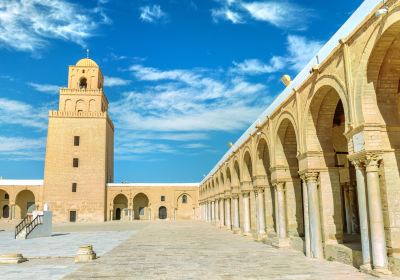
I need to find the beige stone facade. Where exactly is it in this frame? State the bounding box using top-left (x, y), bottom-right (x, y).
top-left (0, 58), bottom-right (199, 224)
top-left (199, 0), bottom-right (400, 276)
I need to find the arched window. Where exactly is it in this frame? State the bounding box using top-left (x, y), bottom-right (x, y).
top-left (4, 193), bottom-right (9, 199)
top-left (182, 195), bottom-right (187, 204)
top-left (79, 77), bottom-right (87, 89)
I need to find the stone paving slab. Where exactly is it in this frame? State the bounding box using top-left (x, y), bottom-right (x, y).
top-left (0, 230), bottom-right (134, 258)
top-left (0, 222), bottom-right (141, 280)
top-left (64, 221), bottom-right (392, 280)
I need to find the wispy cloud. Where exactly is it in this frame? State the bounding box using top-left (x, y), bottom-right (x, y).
top-left (0, 136), bottom-right (45, 161)
top-left (184, 143), bottom-right (208, 149)
top-left (111, 64), bottom-right (269, 134)
top-left (139, 5), bottom-right (167, 23)
top-left (211, 0), bottom-right (313, 30)
top-left (283, 35), bottom-right (323, 71)
top-left (231, 57), bottom-right (284, 75)
top-left (231, 35), bottom-right (323, 75)
top-left (212, 7), bottom-right (244, 24)
top-left (0, 98), bottom-right (48, 130)
top-left (28, 82), bottom-right (60, 94)
top-left (0, 0), bottom-right (110, 52)
top-left (104, 76), bottom-right (131, 87)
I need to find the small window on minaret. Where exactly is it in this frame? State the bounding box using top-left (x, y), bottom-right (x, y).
top-left (79, 77), bottom-right (87, 89)
top-left (73, 158), bottom-right (79, 167)
top-left (72, 183), bottom-right (77, 192)
top-left (74, 136), bottom-right (80, 146)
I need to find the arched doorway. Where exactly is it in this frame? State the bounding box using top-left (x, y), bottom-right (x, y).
top-left (159, 206), bottom-right (167, 219)
top-left (176, 193), bottom-right (193, 220)
top-left (306, 84), bottom-right (360, 259)
top-left (115, 208), bottom-right (121, 220)
top-left (133, 193), bottom-right (149, 220)
top-left (113, 194), bottom-right (128, 221)
top-left (0, 189), bottom-right (10, 219)
top-left (242, 151), bottom-right (254, 234)
top-left (15, 190), bottom-right (35, 219)
top-left (307, 85), bottom-right (358, 243)
top-left (276, 118), bottom-right (304, 239)
top-left (255, 137), bottom-right (275, 235)
top-left (2, 205), bottom-right (9, 219)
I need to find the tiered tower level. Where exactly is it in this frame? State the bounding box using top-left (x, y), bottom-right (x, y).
top-left (43, 58), bottom-right (114, 223)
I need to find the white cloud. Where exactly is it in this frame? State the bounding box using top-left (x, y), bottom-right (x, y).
top-left (184, 143), bottom-right (208, 149)
top-left (28, 82), bottom-right (60, 94)
top-left (285, 35), bottom-right (323, 71)
top-left (231, 35), bottom-right (323, 75)
top-left (211, 0), bottom-right (312, 29)
top-left (111, 65), bottom-right (270, 134)
top-left (0, 0), bottom-right (109, 52)
top-left (0, 98), bottom-right (48, 130)
top-left (104, 76), bottom-right (131, 87)
top-left (0, 136), bottom-right (45, 161)
top-left (231, 57), bottom-right (284, 75)
top-left (212, 8), bottom-right (244, 24)
top-left (139, 5), bottom-right (167, 23)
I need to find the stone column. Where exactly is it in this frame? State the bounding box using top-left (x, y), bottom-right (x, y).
top-left (225, 197), bottom-right (231, 229)
top-left (365, 154), bottom-right (388, 271)
top-left (275, 182), bottom-right (287, 239)
top-left (174, 208), bottom-right (177, 220)
top-left (207, 202), bottom-right (211, 222)
top-left (255, 188), bottom-right (266, 237)
top-left (349, 184), bottom-right (359, 234)
top-left (353, 160), bottom-right (371, 268)
top-left (219, 198), bottom-right (225, 227)
top-left (232, 194), bottom-right (240, 233)
top-left (305, 172), bottom-right (323, 259)
top-left (211, 201), bottom-right (215, 223)
top-left (215, 199), bottom-right (219, 226)
top-left (242, 191), bottom-right (251, 235)
top-left (300, 176), bottom-right (311, 257)
top-left (343, 183), bottom-right (352, 234)
top-left (9, 204), bottom-right (14, 220)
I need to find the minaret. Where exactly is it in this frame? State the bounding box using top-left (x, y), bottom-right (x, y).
top-left (43, 57), bottom-right (114, 223)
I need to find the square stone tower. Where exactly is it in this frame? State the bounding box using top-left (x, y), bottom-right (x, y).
top-left (43, 58), bottom-right (114, 223)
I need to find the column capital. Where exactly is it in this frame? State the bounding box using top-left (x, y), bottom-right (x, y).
top-left (365, 153), bottom-right (382, 172)
top-left (231, 193), bottom-right (239, 199)
top-left (241, 190), bottom-right (250, 197)
top-left (254, 186), bottom-right (265, 195)
top-left (302, 171), bottom-right (319, 183)
top-left (273, 181), bottom-right (285, 191)
top-left (349, 151), bottom-right (382, 171)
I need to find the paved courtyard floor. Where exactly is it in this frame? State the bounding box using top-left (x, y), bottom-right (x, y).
top-left (0, 221), bottom-right (398, 279)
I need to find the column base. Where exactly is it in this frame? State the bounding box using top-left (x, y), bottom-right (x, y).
top-left (371, 267), bottom-right (392, 277)
top-left (359, 264), bottom-right (372, 274)
top-left (255, 232), bottom-right (267, 242)
top-left (232, 228), bottom-right (241, 234)
top-left (271, 237), bottom-right (291, 248)
top-left (242, 230), bottom-right (252, 237)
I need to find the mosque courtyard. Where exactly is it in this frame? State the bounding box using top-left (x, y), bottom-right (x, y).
top-left (0, 221), bottom-right (394, 280)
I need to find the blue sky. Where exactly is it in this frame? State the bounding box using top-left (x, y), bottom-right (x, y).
top-left (0, 0), bottom-right (362, 182)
